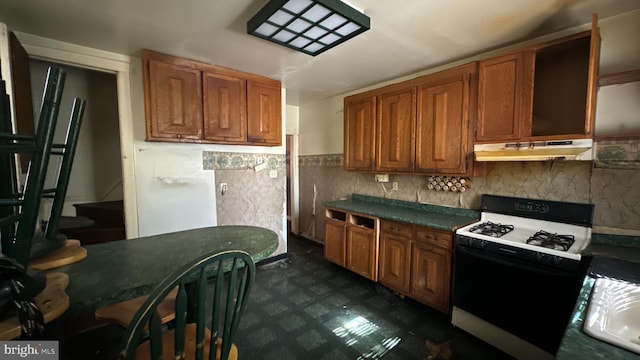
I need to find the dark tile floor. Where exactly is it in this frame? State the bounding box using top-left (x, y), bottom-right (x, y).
top-left (56, 235), bottom-right (513, 359)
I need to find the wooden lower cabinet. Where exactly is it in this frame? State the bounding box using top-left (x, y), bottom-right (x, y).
top-left (323, 208), bottom-right (453, 314)
top-left (378, 220), bottom-right (412, 293)
top-left (410, 233), bottom-right (452, 314)
top-left (346, 216), bottom-right (378, 281)
top-left (324, 212), bottom-right (347, 267)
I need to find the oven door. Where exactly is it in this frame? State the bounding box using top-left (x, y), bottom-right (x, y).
top-left (453, 243), bottom-right (585, 354)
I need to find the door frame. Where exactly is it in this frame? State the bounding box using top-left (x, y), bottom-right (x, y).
top-left (14, 31), bottom-right (139, 237)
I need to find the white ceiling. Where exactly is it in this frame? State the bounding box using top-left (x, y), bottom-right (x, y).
top-left (1, 0), bottom-right (639, 106)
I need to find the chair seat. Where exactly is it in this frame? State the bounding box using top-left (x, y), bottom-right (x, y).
top-left (95, 287), bottom-right (178, 328)
top-left (134, 324), bottom-right (238, 360)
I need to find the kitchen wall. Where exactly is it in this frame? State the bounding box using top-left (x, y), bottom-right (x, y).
top-left (203, 152), bottom-right (287, 255)
top-left (3, 30), bottom-right (290, 256)
top-left (296, 10), bottom-right (640, 244)
top-left (127, 58), bottom-right (288, 253)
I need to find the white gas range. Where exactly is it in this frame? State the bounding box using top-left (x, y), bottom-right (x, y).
top-left (455, 211), bottom-right (592, 261)
top-left (452, 195), bottom-right (594, 360)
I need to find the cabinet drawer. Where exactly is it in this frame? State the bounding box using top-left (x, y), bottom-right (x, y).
top-left (413, 227), bottom-right (452, 249)
top-left (325, 208), bottom-right (347, 222)
top-left (381, 220), bottom-right (412, 238)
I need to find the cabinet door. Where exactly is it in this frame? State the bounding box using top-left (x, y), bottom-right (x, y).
top-left (416, 64), bottom-right (475, 175)
top-left (145, 58), bottom-right (203, 141)
top-left (378, 231), bottom-right (411, 293)
top-left (476, 51), bottom-right (534, 142)
top-left (376, 86), bottom-right (415, 172)
top-left (203, 72), bottom-right (246, 143)
top-left (410, 241), bottom-right (451, 314)
top-left (247, 80), bottom-right (281, 145)
top-left (346, 224), bottom-right (378, 281)
top-left (325, 217), bottom-right (346, 266)
top-left (344, 94), bottom-right (376, 171)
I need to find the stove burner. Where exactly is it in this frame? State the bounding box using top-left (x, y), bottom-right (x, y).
top-left (468, 221), bottom-right (514, 238)
top-left (526, 231), bottom-right (575, 251)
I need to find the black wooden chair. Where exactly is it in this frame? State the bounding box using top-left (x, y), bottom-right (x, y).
top-left (0, 67), bottom-right (65, 265)
top-left (117, 250), bottom-right (255, 360)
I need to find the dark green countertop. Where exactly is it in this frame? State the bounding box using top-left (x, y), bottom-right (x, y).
top-left (323, 194), bottom-right (479, 231)
top-left (557, 233), bottom-right (640, 359)
top-left (51, 225), bottom-right (278, 316)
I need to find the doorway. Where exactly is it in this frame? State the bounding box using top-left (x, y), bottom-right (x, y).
top-left (286, 134), bottom-right (292, 236)
top-left (29, 59), bottom-right (126, 244)
top-left (13, 30), bottom-right (139, 238)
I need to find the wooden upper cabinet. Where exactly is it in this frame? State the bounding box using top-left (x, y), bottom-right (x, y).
top-left (247, 79), bottom-right (282, 145)
top-left (203, 71), bottom-right (246, 143)
top-left (344, 94), bottom-right (376, 171)
top-left (142, 49), bottom-right (281, 146)
top-left (416, 63), bottom-right (477, 175)
top-left (145, 58), bottom-right (203, 141)
top-left (375, 85), bottom-right (416, 172)
top-left (531, 30), bottom-right (599, 139)
top-left (476, 51), bottom-right (533, 142)
top-left (477, 19), bottom-right (600, 143)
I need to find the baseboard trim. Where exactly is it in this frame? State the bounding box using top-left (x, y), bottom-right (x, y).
top-left (256, 253), bottom-right (288, 267)
top-left (289, 233), bottom-right (323, 247)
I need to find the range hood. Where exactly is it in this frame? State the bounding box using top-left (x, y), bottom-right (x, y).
top-left (474, 139), bottom-right (593, 162)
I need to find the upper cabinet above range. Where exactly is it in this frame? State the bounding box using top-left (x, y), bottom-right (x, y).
top-left (142, 49), bottom-right (282, 146)
top-left (476, 17), bottom-right (600, 143)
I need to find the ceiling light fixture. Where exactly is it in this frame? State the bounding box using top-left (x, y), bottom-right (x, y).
top-left (247, 0), bottom-right (370, 56)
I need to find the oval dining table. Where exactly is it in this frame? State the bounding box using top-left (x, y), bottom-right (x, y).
top-left (49, 225), bottom-right (279, 317)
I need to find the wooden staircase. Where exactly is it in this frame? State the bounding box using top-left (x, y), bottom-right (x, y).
top-left (58, 200), bottom-right (125, 245)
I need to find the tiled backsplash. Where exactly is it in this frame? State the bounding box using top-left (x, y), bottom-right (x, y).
top-left (202, 151), bottom-right (287, 255)
top-left (203, 151), bottom-right (286, 170)
top-left (594, 139), bottom-right (640, 169)
top-left (298, 154), bottom-right (640, 243)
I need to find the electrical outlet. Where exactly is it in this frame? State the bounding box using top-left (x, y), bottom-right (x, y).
top-left (269, 170), bottom-right (277, 178)
top-left (392, 182), bottom-right (398, 191)
top-left (220, 183), bottom-right (228, 195)
top-left (375, 174), bottom-right (389, 183)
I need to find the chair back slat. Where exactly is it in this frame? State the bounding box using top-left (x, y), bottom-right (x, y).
top-left (148, 313), bottom-right (163, 359)
top-left (230, 261), bottom-right (249, 339)
top-left (174, 284), bottom-right (187, 357)
top-left (118, 250), bottom-right (255, 360)
top-left (220, 258), bottom-right (239, 360)
top-left (195, 267), bottom-right (208, 360)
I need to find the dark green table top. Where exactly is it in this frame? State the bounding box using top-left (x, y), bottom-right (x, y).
top-left (50, 225), bottom-right (278, 316)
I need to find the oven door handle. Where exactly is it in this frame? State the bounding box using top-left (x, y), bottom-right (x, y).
top-left (455, 245), bottom-right (577, 277)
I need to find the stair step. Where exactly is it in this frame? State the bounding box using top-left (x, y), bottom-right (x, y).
top-left (58, 223), bottom-right (125, 246)
top-left (73, 200), bottom-right (124, 226)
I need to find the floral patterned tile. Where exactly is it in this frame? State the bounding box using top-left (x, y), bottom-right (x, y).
top-left (202, 151), bottom-right (285, 170)
top-left (299, 154), bottom-right (343, 167)
top-left (594, 139), bottom-right (640, 169)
